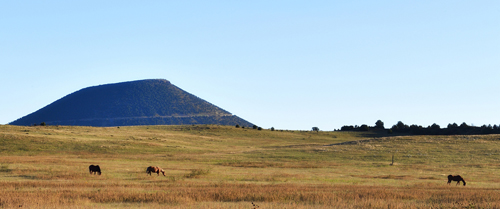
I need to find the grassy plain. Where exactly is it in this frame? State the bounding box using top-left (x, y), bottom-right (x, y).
top-left (1, 124), bottom-right (500, 208)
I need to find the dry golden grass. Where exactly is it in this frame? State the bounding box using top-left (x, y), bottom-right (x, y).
top-left (1, 125), bottom-right (500, 208)
top-left (2, 181), bottom-right (500, 208)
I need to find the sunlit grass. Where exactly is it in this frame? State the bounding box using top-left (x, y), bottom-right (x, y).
top-left (1, 124), bottom-right (500, 208)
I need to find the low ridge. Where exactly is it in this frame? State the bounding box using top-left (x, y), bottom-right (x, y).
top-left (10, 79), bottom-right (254, 127)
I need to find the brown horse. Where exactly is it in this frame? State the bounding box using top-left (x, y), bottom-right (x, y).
top-left (146, 166), bottom-right (165, 176)
top-left (447, 175), bottom-right (466, 186)
top-left (89, 165), bottom-right (101, 175)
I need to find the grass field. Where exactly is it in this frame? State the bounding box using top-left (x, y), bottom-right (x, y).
top-left (1, 124), bottom-right (500, 208)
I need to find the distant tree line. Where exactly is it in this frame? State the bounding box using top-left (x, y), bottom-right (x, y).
top-left (235, 124), bottom-right (263, 130)
top-left (340, 120), bottom-right (500, 135)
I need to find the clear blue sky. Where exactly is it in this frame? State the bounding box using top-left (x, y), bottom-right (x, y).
top-left (1, 1), bottom-right (499, 130)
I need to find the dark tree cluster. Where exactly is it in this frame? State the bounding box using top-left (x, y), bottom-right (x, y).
top-left (339, 120), bottom-right (500, 135)
top-left (340, 120), bottom-right (385, 132)
top-left (389, 121), bottom-right (500, 135)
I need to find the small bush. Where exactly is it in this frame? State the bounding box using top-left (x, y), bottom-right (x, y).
top-left (0, 164), bottom-right (11, 173)
top-left (184, 169), bottom-right (210, 178)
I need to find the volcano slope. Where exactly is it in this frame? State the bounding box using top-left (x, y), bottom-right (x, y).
top-left (10, 79), bottom-right (253, 127)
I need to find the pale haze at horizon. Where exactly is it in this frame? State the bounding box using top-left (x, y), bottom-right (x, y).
top-left (1, 1), bottom-right (499, 130)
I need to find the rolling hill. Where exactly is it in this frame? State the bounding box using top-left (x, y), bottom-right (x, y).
top-left (1, 125), bottom-right (500, 208)
top-left (9, 79), bottom-right (254, 127)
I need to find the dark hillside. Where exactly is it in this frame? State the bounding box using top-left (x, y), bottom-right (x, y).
top-left (10, 79), bottom-right (254, 127)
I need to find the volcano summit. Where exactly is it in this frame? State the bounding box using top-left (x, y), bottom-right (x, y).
top-left (10, 79), bottom-right (254, 127)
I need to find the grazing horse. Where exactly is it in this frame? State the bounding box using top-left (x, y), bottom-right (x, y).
top-left (447, 175), bottom-right (466, 186)
top-left (146, 166), bottom-right (165, 176)
top-left (89, 165), bottom-right (101, 175)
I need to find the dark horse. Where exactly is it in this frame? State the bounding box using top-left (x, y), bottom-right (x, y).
top-left (89, 165), bottom-right (101, 175)
top-left (146, 166), bottom-right (165, 176)
top-left (447, 175), bottom-right (466, 186)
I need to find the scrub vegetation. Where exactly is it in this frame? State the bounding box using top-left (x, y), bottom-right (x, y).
top-left (1, 124), bottom-right (500, 208)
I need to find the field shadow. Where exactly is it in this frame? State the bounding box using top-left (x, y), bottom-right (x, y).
top-left (0, 164), bottom-right (12, 173)
top-left (419, 176), bottom-right (440, 180)
top-left (351, 174), bottom-right (413, 180)
top-left (17, 175), bottom-right (39, 180)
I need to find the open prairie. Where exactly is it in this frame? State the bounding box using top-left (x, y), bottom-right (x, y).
top-left (1, 125), bottom-right (500, 208)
